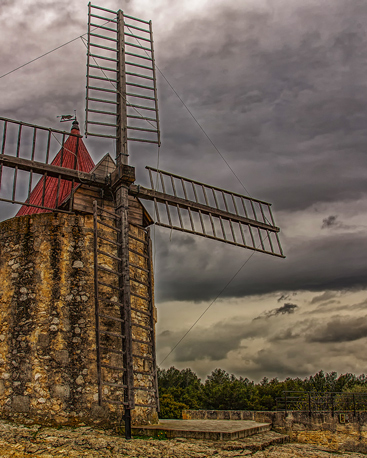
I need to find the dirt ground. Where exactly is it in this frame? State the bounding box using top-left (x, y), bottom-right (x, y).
top-left (1, 420), bottom-right (367, 458)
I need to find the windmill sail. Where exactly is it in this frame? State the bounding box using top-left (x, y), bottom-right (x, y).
top-left (85, 4), bottom-right (160, 146)
top-left (131, 167), bottom-right (284, 258)
top-left (17, 120), bottom-right (95, 216)
top-left (0, 117), bottom-right (105, 213)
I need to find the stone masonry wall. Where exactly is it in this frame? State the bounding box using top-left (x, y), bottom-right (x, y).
top-left (183, 409), bottom-right (367, 436)
top-left (0, 213), bottom-right (98, 426)
top-left (183, 410), bottom-right (367, 450)
top-left (129, 224), bottom-right (158, 426)
top-left (0, 212), bottom-right (158, 427)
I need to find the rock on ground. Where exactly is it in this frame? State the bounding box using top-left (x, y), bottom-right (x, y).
top-left (0, 420), bottom-right (366, 458)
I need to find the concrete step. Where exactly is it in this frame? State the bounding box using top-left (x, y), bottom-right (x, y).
top-left (132, 419), bottom-right (272, 440)
top-left (221, 430), bottom-right (290, 452)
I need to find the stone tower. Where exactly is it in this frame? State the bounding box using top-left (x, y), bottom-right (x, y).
top-left (0, 122), bottom-right (158, 428)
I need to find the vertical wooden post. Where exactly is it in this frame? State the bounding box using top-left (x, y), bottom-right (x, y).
top-left (147, 228), bottom-right (160, 413)
top-left (117, 9), bottom-right (128, 167)
top-left (115, 185), bottom-right (134, 439)
top-left (116, 8), bottom-right (133, 440)
top-left (284, 392), bottom-right (287, 415)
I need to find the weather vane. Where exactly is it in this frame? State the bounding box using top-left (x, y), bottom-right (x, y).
top-left (57, 110), bottom-right (77, 122)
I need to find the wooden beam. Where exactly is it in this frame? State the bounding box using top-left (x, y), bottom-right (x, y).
top-left (0, 153), bottom-right (106, 187)
top-left (129, 185), bottom-right (280, 233)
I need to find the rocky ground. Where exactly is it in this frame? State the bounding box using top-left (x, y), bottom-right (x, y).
top-left (0, 420), bottom-right (367, 457)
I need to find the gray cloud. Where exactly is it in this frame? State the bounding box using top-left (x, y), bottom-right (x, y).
top-left (159, 316), bottom-right (270, 363)
top-left (154, 229), bottom-right (367, 302)
top-left (307, 316), bottom-right (367, 343)
top-left (251, 348), bottom-right (307, 378)
top-left (322, 215), bottom-right (339, 229)
top-left (265, 302), bottom-right (298, 317)
top-left (277, 293), bottom-right (296, 303)
top-left (158, 308), bottom-right (367, 380)
top-left (311, 291), bottom-right (338, 304)
top-left (255, 303), bottom-right (298, 320)
top-left (152, 0), bottom-right (367, 215)
top-left (321, 215), bottom-right (354, 230)
top-left (267, 313), bottom-right (367, 344)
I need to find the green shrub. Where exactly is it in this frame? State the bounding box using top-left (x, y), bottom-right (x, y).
top-left (159, 393), bottom-right (189, 419)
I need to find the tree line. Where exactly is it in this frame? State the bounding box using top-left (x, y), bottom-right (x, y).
top-left (157, 367), bottom-right (367, 418)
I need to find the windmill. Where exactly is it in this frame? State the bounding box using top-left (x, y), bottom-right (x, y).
top-left (0, 3), bottom-right (284, 439)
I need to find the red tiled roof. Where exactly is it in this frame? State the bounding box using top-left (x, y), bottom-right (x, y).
top-left (17, 121), bottom-right (95, 216)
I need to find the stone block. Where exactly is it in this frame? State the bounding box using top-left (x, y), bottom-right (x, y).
top-left (54, 350), bottom-right (69, 365)
top-left (19, 363), bottom-right (32, 381)
top-left (37, 333), bottom-right (50, 348)
top-left (91, 404), bottom-right (109, 419)
top-left (53, 385), bottom-right (70, 399)
top-left (12, 395), bottom-right (30, 413)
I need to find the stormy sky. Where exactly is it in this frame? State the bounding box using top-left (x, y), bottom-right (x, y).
top-left (1, 0), bottom-right (367, 381)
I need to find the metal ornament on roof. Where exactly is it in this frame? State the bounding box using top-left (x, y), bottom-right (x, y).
top-left (0, 2), bottom-right (284, 441)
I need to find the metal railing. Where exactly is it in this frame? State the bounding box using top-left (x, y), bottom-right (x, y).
top-left (276, 391), bottom-right (367, 416)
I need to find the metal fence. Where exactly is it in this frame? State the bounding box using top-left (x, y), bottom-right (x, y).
top-left (276, 391), bottom-right (367, 416)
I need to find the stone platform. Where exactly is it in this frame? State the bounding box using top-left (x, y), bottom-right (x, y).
top-left (132, 419), bottom-right (271, 440)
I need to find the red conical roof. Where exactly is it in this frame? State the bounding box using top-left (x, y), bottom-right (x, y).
top-left (17, 120), bottom-right (95, 216)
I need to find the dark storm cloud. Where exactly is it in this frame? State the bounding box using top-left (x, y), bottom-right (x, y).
top-left (174, 338), bottom-right (236, 362)
top-left (241, 336), bottom-right (367, 381)
top-left (160, 308), bottom-right (367, 378)
top-left (300, 297), bottom-right (367, 315)
top-left (307, 316), bottom-right (367, 343)
top-left (159, 316), bottom-right (270, 362)
top-left (268, 302), bottom-right (298, 316)
top-left (322, 215), bottom-right (339, 229)
top-left (277, 293), bottom-right (295, 303)
top-left (267, 313), bottom-right (367, 344)
top-left (255, 302), bottom-right (298, 320)
top-left (321, 215), bottom-right (352, 230)
top-left (154, 228), bottom-right (367, 302)
top-left (159, 326), bottom-right (242, 362)
top-left (251, 349), bottom-right (306, 378)
top-left (156, 0), bottom-right (367, 212)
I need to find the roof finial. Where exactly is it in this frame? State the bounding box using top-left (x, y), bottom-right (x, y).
top-left (72, 116), bottom-right (80, 132)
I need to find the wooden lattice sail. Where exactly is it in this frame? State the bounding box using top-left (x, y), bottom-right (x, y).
top-left (16, 120), bottom-right (95, 216)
